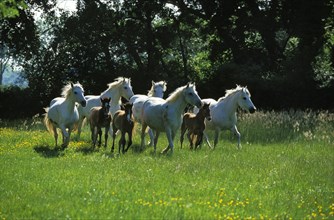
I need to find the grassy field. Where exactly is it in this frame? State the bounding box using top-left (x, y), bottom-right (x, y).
top-left (0, 110), bottom-right (333, 219)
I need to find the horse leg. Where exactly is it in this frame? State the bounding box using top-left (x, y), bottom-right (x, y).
top-left (162, 127), bottom-right (174, 154)
top-left (60, 126), bottom-right (69, 149)
top-left (77, 117), bottom-right (84, 139)
top-left (153, 131), bottom-right (160, 154)
top-left (231, 125), bottom-right (241, 149)
top-left (213, 129), bottom-right (220, 148)
top-left (203, 131), bottom-right (212, 149)
top-left (148, 128), bottom-right (154, 147)
top-left (141, 123), bottom-right (148, 149)
top-left (53, 126), bottom-right (58, 147)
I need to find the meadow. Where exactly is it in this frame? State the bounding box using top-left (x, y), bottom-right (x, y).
top-left (0, 110), bottom-right (333, 219)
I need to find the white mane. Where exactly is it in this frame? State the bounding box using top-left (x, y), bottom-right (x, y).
top-left (166, 83), bottom-right (195, 103)
top-left (217, 85), bottom-right (249, 103)
top-left (61, 82), bottom-right (84, 98)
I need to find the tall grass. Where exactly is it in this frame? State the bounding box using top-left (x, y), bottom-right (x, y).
top-left (0, 110), bottom-right (333, 219)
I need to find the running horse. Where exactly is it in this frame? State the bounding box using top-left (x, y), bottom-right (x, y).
top-left (140, 83), bottom-right (202, 154)
top-left (194, 85), bottom-right (256, 149)
top-left (44, 82), bottom-right (86, 148)
top-left (130, 80), bottom-right (167, 146)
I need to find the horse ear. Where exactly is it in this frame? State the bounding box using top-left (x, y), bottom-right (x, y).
top-left (186, 82), bottom-right (190, 88)
top-left (71, 82), bottom-right (74, 88)
top-left (120, 104), bottom-right (125, 110)
top-left (152, 80), bottom-right (155, 86)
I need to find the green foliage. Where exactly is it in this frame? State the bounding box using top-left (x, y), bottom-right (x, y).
top-left (1, 0), bottom-right (334, 114)
top-left (0, 0), bottom-right (27, 19)
top-left (0, 110), bottom-right (333, 218)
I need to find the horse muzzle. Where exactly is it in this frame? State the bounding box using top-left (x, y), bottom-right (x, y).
top-left (249, 107), bottom-right (256, 113)
top-left (81, 100), bottom-right (87, 107)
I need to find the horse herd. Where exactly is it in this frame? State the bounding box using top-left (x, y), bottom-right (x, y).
top-left (44, 77), bottom-right (257, 154)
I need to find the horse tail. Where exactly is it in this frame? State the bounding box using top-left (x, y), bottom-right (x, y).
top-left (43, 108), bottom-right (55, 135)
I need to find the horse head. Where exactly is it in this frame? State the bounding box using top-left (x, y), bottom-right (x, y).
top-left (184, 82), bottom-right (202, 108)
top-left (237, 87), bottom-right (256, 113)
top-left (119, 77), bottom-right (134, 100)
top-left (150, 80), bottom-right (167, 98)
top-left (201, 103), bottom-right (211, 121)
top-left (100, 97), bottom-right (111, 116)
top-left (71, 82), bottom-right (86, 107)
top-left (121, 102), bottom-right (133, 123)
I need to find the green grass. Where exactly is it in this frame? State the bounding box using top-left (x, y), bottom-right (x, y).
top-left (0, 110), bottom-right (333, 219)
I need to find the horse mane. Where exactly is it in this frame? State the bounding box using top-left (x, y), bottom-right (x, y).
top-left (217, 85), bottom-right (247, 103)
top-left (106, 77), bottom-right (131, 90)
top-left (147, 81), bottom-right (167, 96)
top-left (61, 82), bottom-right (83, 98)
top-left (166, 83), bottom-right (195, 102)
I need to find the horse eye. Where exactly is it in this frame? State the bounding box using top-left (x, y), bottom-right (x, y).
top-left (188, 92), bottom-right (193, 96)
top-left (243, 97), bottom-right (246, 100)
top-left (124, 86), bottom-right (128, 90)
top-left (74, 91), bottom-right (77, 95)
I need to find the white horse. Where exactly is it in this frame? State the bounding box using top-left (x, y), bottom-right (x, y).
top-left (194, 85), bottom-right (256, 149)
top-left (44, 82), bottom-right (86, 148)
top-left (140, 83), bottom-right (202, 154)
top-left (129, 80), bottom-right (167, 145)
top-left (76, 77), bottom-right (134, 138)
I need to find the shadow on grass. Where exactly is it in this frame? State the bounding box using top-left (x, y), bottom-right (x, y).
top-left (128, 144), bottom-right (145, 154)
top-left (74, 145), bottom-right (97, 155)
top-left (33, 145), bottom-right (65, 158)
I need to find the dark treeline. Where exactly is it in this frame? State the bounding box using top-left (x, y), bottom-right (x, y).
top-left (1, 0), bottom-right (333, 119)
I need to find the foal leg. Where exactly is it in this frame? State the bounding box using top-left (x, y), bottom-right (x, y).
top-left (111, 129), bottom-right (116, 153)
top-left (90, 126), bottom-right (95, 147)
top-left (195, 133), bottom-right (203, 149)
top-left (187, 131), bottom-right (193, 149)
top-left (180, 126), bottom-right (186, 149)
top-left (104, 126), bottom-right (109, 148)
top-left (125, 131), bottom-right (133, 152)
top-left (119, 132), bottom-right (126, 154)
top-left (97, 128), bottom-right (102, 147)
